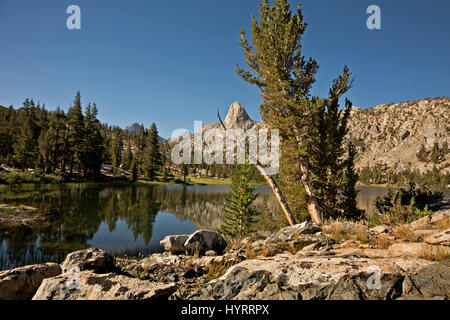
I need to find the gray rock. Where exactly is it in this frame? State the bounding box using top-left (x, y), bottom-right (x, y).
top-left (205, 250), bottom-right (217, 257)
top-left (277, 221), bottom-right (321, 241)
top-left (184, 230), bottom-right (227, 254)
top-left (370, 225), bottom-right (389, 234)
top-left (160, 234), bottom-right (190, 253)
top-left (190, 253), bottom-right (448, 300)
top-left (140, 253), bottom-right (182, 269)
top-left (32, 271), bottom-right (176, 300)
top-left (0, 263), bottom-right (61, 300)
top-left (60, 248), bottom-right (116, 274)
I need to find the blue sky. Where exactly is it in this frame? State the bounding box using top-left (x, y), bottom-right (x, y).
top-left (0, 0), bottom-right (449, 138)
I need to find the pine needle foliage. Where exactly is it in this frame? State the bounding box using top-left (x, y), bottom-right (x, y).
top-left (218, 164), bottom-right (260, 239)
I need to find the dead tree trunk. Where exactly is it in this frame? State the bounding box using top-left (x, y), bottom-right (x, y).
top-left (217, 110), bottom-right (296, 226)
top-left (300, 161), bottom-right (323, 225)
top-left (255, 161), bottom-right (296, 226)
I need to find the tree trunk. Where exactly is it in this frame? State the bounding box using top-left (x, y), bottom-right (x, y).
top-left (255, 161), bottom-right (296, 226)
top-left (300, 161), bottom-right (323, 225)
top-left (217, 110), bottom-right (297, 227)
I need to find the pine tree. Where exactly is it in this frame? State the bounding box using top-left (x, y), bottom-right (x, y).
top-left (110, 127), bottom-right (123, 174)
top-left (218, 164), bottom-right (260, 239)
top-left (67, 91), bottom-right (85, 176)
top-left (431, 142), bottom-right (440, 164)
top-left (237, 0), bottom-right (353, 224)
top-left (13, 119), bottom-right (36, 169)
top-left (122, 143), bottom-right (133, 171)
top-left (83, 103), bottom-right (104, 178)
top-left (143, 122), bottom-right (162, 180)
top-left (442, 141), bottom-right (449, 156)
top-left (339, 144), bottom-right (365, 220)
top-left (182, 163), bottom-right (188, 183)
top-left (416, 143), bottom-right (428, 162)
top-left (131, 156), bottom-right (138, 183)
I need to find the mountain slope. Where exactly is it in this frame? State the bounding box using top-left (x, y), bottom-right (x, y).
top-left (347, 97), bottom-right (450, 174)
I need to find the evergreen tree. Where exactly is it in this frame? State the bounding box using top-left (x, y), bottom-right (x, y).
top-left (131, 156), bottom-right (138, 183)
top-left (135, 125), bottom-right (147, 176)
top-left (67, 91), bottom-right (85, 176)
top-left (442, 141), bottom-right (449, 156)
top-left (83, 103), bottom-right (104, 178)
top-left (143, 123), bottom-right (162, 180)
top-left (416, 143), bottom-right (428, 162)
top-left (122, 143), bottom-right (133, 171)
top-left (237, 0), bottom-right (353, 224)
top-left (431, 142), bottom-right (440, 164)
top-left (13, 119), bottom-right (36, 169)
top-left (339, 144), bottom-right (365, 220)
top-left (182, 163), bottom-right (188, 183)
top-left (110, 127), bottom-right (123, 174)
top-left (218, 164), bottom-right (260, 239)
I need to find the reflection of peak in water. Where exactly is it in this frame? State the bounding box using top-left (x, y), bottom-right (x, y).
top-left (153, 187), bottom-right (280, 230)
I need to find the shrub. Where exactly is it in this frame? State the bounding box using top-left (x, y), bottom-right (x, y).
top-left (373, 184), bottom-right (440, 225)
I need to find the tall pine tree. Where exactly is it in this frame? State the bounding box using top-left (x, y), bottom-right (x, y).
top-left (237, 0), bottom-right (355, 224)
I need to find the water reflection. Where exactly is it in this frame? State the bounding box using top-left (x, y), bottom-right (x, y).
top-left (0, 184), bottom-right (394, 270)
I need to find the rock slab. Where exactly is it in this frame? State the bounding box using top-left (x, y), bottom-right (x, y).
top-left (60, 248), bottom-right (116, 274)
top-left (0, 263), bottom-right (61, 300)
top-left (33, 271), bottom-right (176, 300)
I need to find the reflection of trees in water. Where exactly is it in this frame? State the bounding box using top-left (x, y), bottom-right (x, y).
top-left (0, 186), bottom-right (161, 269)
top-left (153, 187), bottom-right (280, 230)
top-left (0, 185), bottom-right (281, 269)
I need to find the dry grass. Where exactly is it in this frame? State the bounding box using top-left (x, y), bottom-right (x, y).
top-left (207, 260), bottom-right (237, 280)
top-left (372, 235), bottom-right (393, 249)
top-left (323, 220), bottom-right (370, 244)
top-left (393, 225), bottom-right (416, 242)
top-left (244, 245), bottom-right (258, 260)
top-left (434, 217), bottom-right (450, 231)
top-left (355, 228), bottom-right (369, 243)
top-left (418, 245), bottom-right (450, 261)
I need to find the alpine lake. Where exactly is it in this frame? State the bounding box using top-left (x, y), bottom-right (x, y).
top-left (0, 183), bottom-right (435, 270)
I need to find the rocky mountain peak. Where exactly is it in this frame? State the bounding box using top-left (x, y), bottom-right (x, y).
top-left (124, 123), bottom-right (142, 135)
top-left (223, 102), bottom-right (254, 129)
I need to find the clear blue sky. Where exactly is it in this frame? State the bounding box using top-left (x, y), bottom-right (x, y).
top-left (1, 0), bottom-right (449, 138)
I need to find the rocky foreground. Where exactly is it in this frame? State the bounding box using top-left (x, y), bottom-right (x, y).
top-left (0, 210), bottom-right (449, 300)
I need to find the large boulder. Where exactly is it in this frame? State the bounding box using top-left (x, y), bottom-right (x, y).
top-left (160, 234), bottom-right (190, 253)
top-left (60, 248), bottom-right (116, 274)
top-left (184, 230), bottom-right (227, 254)
top-left (188, 253), bottom-right (449, 300)
top-left (32, 271), bottom-right (176, 300)
top-left (0, 263), bottom-right (61, 300)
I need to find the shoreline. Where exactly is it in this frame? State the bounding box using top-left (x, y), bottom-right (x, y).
top-left (1, 212), bottom-right (449, 300)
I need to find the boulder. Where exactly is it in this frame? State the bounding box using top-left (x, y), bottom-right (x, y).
top-left (0, 263), bottom-right (61, 300)
top-left (160, 234), bottom-right (190, 253)
top-left (424, 229), bottom-right (450, 246)
top-left (184, 230), bottom-right (227, 254)
top-left (32, 271), bottom-right (176, 300)
top-left (60, 248), bottom-right (116, 274)
top-left (408, 210), bottom-right (449, 230)
top-left (189, 253), bottom-right (448, 300)
top-left (277, 221), bottom-right (321, 241)
top-left (430, 210), bottom-right (449, 224)
top-left (370, 225), bottom-right (389, 235)
top-left (140, 253), bottom-right (182, 269)
top-left (205, 250), bottom-right (217, 257)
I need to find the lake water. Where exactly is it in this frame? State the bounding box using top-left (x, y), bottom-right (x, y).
top-left (0, 184), bottom-right (428, 270)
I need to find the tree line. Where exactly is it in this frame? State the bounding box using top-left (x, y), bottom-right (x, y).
top-left (0, 92), bottom-right (162, 182)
